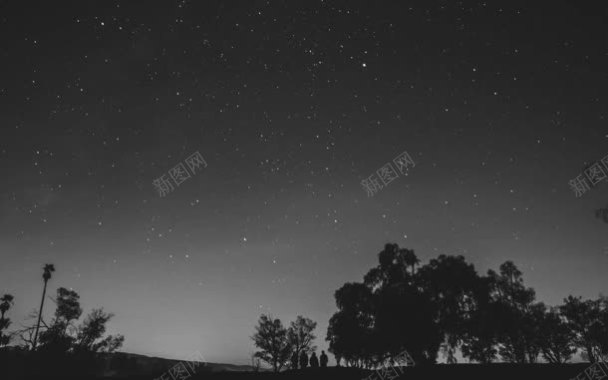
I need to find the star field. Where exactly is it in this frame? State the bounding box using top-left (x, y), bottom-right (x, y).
top-left (1, 0), bottom-right (608, 365)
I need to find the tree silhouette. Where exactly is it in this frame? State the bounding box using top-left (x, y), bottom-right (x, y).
top-left (594, 297), bottom-right (608, 360)
top-left (8, 279), bottom-right (125, 377)
top-left (25, 286), bottom-right (124, 359)
top-left (536, 306), bottom-right (576, 363)
top-left (55, 287), bottom-right (82, 323)
top-left (560, 295), bottom-right (607, 362)
top-left (287, 316), bottom-right (317, 370)
top-left (0, 294), bottom-right (14, 348)
top-left (461, 263), bottom-right (554, 364)
top-left (38, 287), bottom-right (82, 353)
top-left (0, 294), bottom-right (14, 319)
top-left (401, 247), bottom-right (420, 275)
top-left (328, 244), bottom-right (446, 366)
top-left (75, 308), bottom-right (124, 353)
top-left (371, 267), bottom-right (440, 365)
top-left (251, 314), bottom-right (291, 372)
top-left (485, 261), bottom-right (538, 363)
top-left (33, 263), bottom-right (55, 350)
top-left (417, 254), bottom-right (483, 363)
top-left (521, 302), bottom-right (545, 363)
top-left (327, 242), bottom-right (608, 367)
top-left (458, 271), bottom-right (497, 363)
top-left (326, 282), bottom-right (375, 367)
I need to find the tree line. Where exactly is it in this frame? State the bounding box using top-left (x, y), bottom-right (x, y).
top-left (0, 264), bottom-right (123, 375)
top-left (251, 315), bottom-right (319, 372)
top-left (327, 243), bottom-right (607, 367)
top-left (252, 243), bottom-right (608, 370)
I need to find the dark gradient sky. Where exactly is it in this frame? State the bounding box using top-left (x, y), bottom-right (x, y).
top-left (1, 0), bottom-right (607, 365)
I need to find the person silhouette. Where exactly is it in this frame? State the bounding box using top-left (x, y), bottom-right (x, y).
top-left (291, 351), bottom-right (299, 370)
top-left (320, 351), bottom-right (328, 368)
top-left (310, 352), bottom-right (319, 368)
top-left (299, 351), bottom-right (309, 369)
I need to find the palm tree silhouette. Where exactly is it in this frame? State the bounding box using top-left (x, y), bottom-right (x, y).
top-left (32, 264), bottom-right (55, 350)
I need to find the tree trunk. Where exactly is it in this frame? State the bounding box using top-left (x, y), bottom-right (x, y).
top-left (32, 280), bottom-right (48, 350)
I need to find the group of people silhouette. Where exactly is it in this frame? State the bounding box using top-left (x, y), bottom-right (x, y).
top-left (291, 350), bottom-right (328, 369)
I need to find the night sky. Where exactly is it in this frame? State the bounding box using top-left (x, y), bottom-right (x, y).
top-left (1, 0), bottom-right (607, 365)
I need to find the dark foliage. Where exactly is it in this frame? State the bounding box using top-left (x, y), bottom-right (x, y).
top-left (326, 243), bottom-right (608, 366)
